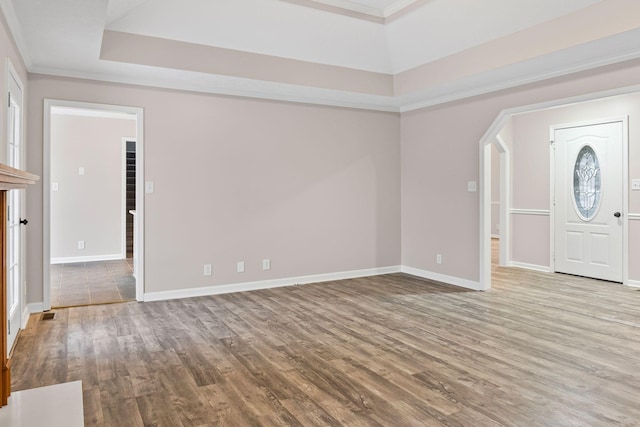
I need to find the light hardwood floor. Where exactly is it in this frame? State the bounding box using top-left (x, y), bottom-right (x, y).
top-left (11, 250), bottom-right (640, 426)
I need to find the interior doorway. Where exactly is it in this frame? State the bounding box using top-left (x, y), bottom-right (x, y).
top-left (43, 101), bottom-right (144, 310)
top-left (480, 88), bottom-right (637, 290)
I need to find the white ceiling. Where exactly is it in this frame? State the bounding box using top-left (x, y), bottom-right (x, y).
top-left (1, 0), bottom-right (638, 112)
top-left (294, 0), bottom-right (421, 19)
top-left (102, 0), bottom-right (604, 73)
top-left (292, 0), bottom-right (425, 19)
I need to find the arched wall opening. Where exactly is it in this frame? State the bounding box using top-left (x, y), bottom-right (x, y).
top-left (479, 84), bottom-right (640, 290)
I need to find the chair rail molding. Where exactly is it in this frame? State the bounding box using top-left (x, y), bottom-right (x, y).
top-left (510, 208), bottom-right (551, 216)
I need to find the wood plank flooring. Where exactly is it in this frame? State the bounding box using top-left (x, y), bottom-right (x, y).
top-left (11, 255), bottom-right (640, 425)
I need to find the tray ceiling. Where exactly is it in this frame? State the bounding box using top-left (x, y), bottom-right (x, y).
top-left (1, 0), bottom-right (638, 112)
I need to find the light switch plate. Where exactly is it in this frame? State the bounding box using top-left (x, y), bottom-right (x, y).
top-left (51, 182), bottom-right (59, 191)
top-left (237, 261), bottom-right (245, 273)
top-left (145, 181), bottom-right (154, 194)
top-left (78, 167), bottom-right (85, 176)
top-left (632, 179), bottom-right (640, 190)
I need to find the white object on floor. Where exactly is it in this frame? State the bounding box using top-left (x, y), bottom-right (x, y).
top-left (0, 381), bottom-right (84, 426)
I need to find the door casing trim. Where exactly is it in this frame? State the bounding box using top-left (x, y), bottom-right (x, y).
top-left (6, 58), bottom-right (25, 345)
top-left (43, 100), bottom-right (145, 309)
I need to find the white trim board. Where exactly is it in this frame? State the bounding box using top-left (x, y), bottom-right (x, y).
top-left (144, 266), bottom-right (402, 302)
top-left (627, 279), bottom-right (640, 288)
top-left (400, 266), bottom-right (482, 291)
top-left (20, 305), bottom-right (29, 329)
top-left (306, 0), bottom-right (419, 18)
top-left (496, 134), bottom-right (511, 268)
top-left (510, 261), bottom-right (551, 273)
top-left (510, 209), bottom-right (551, 216)
top-left (26, 302), bottom-right (44, 314)
top-left (144, 265), bottom-right (485, 302)
top-left (628, 213), bottom-right (640, 220)
top-left (21, 303), bottom-right (44, 328)
top-left (50, 254), bottom-right (124, 265)
top-left (283, 0), bottom-right (420, 22)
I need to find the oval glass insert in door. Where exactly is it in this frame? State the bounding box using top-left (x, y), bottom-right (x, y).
top-left (573, 145), bottom-right (601, 221)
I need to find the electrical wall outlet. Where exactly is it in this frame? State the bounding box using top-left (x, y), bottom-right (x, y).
top-left (467, 181), bottom-right (477, 192)
top-left (436, 254), bottom-right (442, 264)
top-left (203, 264), bottom-right (212, 276)
top-left (262, 259), bottom-right (271, 270)
top-left (237, 261), bottom-right (245, 273)
top-left (78, 240), bottom-right (85, 250)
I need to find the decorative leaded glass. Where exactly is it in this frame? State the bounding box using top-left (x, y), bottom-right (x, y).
top-left (573, 145), bottom-right (601, 220)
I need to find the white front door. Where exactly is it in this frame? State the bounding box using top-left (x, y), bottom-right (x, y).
top-left (553, 120), bottom-right (624, 283)
top-left (6, 68), bottom-right (24, 355)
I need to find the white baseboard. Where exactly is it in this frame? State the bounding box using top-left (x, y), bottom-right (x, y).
top-left (21, 305), bottom-right (30, 329)
top-left (51, 253), bottom-right (124, 264)
top-left (400, 266), bottom-right (483, 291)
top-left (22, 303), bottom-right (45, 328)
top-left (626, 279), bottom-right (640, 288)
top-left (144, 265), bottom-right (402, 302)
top-left (510, 261), bottom-right (551, 273)
top-left (28, 302), bottom-right (45, 313)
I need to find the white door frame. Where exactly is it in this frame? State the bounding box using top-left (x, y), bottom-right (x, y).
top-left (495, 134), bottom-right (511, 267)
top-left (549, 117), bottom-right (629, 283)
top-left (43, 100), bottom-right (145, 309)
top-left (6, 59), bottom-right (25, 337)
top-left (479, 84), bottom-right (640, 290)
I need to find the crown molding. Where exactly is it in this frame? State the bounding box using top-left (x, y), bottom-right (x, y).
top-left (281, 0), bottom-right (421, 23)
top-left (300, 0), bottom-right (421, 18)
top-left (309, 0), bottom-right (383, 17)
top-left (29, 66), bottom-right (402, 113)
top-left (399, 38), bottom-right (640, 112)
top-left (9, 1), bottom-right (640, 114)
top-left (0, 0), bottom-right (33, 69)
top-left (30, 34), bottom-right (640, 116)
top-left (383, 0), bottom-right (420, 17)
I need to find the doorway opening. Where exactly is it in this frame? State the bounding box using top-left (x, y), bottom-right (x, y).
top-left (43, 101), bottom-right (144, 309)
top-left (480, 86), bottom-right (639, 290)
